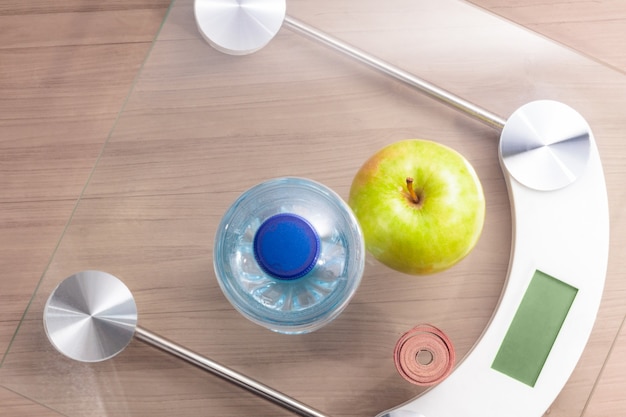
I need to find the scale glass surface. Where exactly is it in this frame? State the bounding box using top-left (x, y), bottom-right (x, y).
top-left (0, 0), bottom-right (623, 416)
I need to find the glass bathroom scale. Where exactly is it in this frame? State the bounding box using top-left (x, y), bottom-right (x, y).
top-left (1, 0), bottom-right (624, 416)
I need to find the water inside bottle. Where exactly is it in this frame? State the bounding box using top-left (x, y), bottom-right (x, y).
top-left (228, 204), bottom-right (349, 315)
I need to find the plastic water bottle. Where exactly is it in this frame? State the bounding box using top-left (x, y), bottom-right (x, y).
top-left (213, 177), bottom-right (365, 334)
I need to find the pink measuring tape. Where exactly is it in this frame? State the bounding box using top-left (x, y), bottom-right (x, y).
top-left (393, 324), bottom-right (456, 386)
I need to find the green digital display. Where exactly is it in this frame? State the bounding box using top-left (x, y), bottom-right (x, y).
top-left (491, 270), bottom-right (578, 387)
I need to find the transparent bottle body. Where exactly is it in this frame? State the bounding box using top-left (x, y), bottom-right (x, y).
top-left (214, 178), bottom-right (364, 334)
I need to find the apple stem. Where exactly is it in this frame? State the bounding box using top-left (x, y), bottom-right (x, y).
top-left (406, 177), bottom-right (421, 205)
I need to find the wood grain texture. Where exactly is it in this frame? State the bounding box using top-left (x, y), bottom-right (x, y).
top-left (0, 0), bottom-right (169, 15)
top-left (0, 200), bottom-right (76, 355)
top-left (0, 0), bottom-right (625, 415)
top-left (0, 386), bottom-right (62, 416)
top-left (584, 317), bottom-right (626, 415)
top-left (468, 0), bottom-right (626, 72)
top-left (0, 1), bottom-right (170, 406)
top-left (0, 9), bottom-right (167, 49)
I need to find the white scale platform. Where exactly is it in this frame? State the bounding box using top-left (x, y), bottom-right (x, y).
top-left (378, 100), bottom-right (609, 417)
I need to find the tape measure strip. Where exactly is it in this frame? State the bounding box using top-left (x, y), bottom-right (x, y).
top-left (394, 324), bottom-right (456, 386)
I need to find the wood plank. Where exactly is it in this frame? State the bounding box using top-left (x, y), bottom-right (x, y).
top-left (0, 0), bottom-right (170, 15)
top-left (0, 386), bottom-right (62, 416)
top-left (0, 1), bottom-right (169, 358)
top-left (0, 11), bottom-right (167, 202)
top-left (0, 41), bottom-right (164, 353)
top-left (583, 315), bottom-right (626, 415)
top-left (0, 9), bottom-right (167, 49)
top-left (0, 200), bottom-right (77, 355)
top-left (469, 0), bottom-right (626, 72)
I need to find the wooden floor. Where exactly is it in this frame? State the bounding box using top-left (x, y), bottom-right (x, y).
top-left (0, 0), bottom-right (625, 415)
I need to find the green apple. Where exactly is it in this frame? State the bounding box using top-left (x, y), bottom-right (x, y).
top-left (348, 139), bottom-right (485, 275)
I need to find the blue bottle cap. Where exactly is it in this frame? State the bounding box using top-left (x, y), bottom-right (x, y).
top-left (253, 213), bottom-right (320, 280)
